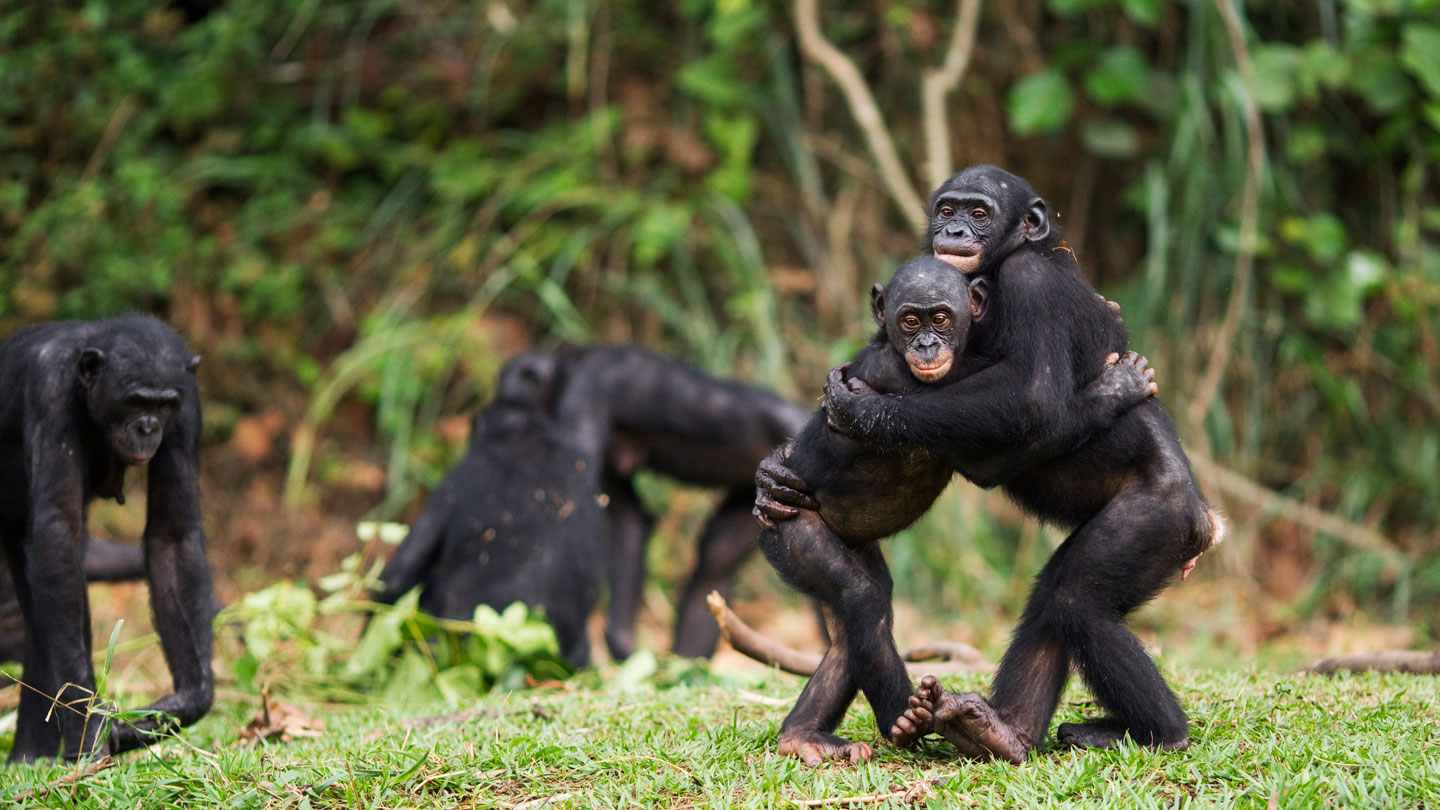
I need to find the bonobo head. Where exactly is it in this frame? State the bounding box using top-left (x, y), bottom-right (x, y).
top-left (926, 165), bottom-right (1057, 274)
top-left (494, 351), bottom-right (559, 410)
top-left (872, 256), bottom-right (989, 383)
top-left (77, 321), bottom-right (200, 466)
top-left (472, 351), bottom-right (560, 444)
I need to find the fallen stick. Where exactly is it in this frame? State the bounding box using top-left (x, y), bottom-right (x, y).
top-left (10, 755), bottom-right (116, 802)
top-left (1297, 650), bottom-right (1440, 676)
top-left (707, 592), bottom-right (992, 676)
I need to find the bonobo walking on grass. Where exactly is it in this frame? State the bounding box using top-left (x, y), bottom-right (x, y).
top-left (372, 356), bottom-right (606, 667)
top-left (0, 316), bottom-right (214, 762)
top-left (756, 256), bottom-right (1157, 766)
top-left (760, 165), bottom-right (1223, 764)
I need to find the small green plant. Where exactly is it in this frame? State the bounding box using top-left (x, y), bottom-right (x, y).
top-left (222, 521), bottom-right (571, 704)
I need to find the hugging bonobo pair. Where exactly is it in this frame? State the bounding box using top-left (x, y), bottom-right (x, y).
top-left (753, 166), bottom-right (1224, 766)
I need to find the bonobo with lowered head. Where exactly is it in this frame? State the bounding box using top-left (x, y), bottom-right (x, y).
top-left (754, 255), bottom-right (1157, 766)
top-left (0, 316), bottom-right (214, 762)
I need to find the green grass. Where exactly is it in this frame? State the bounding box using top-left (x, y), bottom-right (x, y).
top-left (2, 666), bottom-right (1436, 809)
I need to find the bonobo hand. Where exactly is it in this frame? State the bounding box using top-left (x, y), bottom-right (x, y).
top-left (1093, 351), bottom-right (1157, 407)
top-left (1096, 293), bottom-right (1124, 328)
top-left (753, 441), bottom-right (818, 529)
top-left (821, 363), bottom-right (877, 439)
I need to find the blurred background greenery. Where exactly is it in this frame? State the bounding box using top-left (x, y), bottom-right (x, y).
top-left (1, 0), bottom-right (1436, 666)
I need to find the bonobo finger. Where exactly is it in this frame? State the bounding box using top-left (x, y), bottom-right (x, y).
top-left (1104, 352), bottom-right (1120, 365)
top-left (754, 494), bottom-right (802, 524)
top-left (752, 505), bottom-right (775, 530)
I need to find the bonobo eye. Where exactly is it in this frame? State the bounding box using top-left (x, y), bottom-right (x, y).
top-left (901, 314), bottom-right (922, 331)
top-left (938, 205), bottom-right (955, 218)
top-left (971, 208), bottom-right (989, 221)
top-left (932, 312), bottom-right (950, 329)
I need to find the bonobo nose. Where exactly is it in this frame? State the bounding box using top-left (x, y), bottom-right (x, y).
top-left (138, 416), bottom-right (161, 435)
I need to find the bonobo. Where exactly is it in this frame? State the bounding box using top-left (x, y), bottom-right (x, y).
top-left (372, 356), bottom-right (606, 667)
top-left (0, 316), bottom-right (215, 762)
top-left (756, 256), bottom-right (1156, 766)
top-left (496, 346), bottom-right (809, 660)
top-left (763, 165), bottom-right (1224, 763)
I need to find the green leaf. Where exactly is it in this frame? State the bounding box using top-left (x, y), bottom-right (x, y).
top-left (1084, 47), bottom-right (1154, 106)
top-left (678, 54), bottom-right (749, 107)
top-left (1118, 0), bottom-right (1163, 27)
top-left (1007, 69), bottom-right (1074, 136)
top-left (1251, 44), bottom-right (1302, 111)
top-left (1400, 24), bottom-right (1440, 98)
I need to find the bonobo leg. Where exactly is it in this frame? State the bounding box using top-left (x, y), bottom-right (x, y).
top-left (673, 488), bottom-right (757, 658)
top-left (603, 475), bottom-right (653, 661)
top-left (940, 484), bottom-right (1196, 762)
top-left (758, 511), bottom-right (911, 764)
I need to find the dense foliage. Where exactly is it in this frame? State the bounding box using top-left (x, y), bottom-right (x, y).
top-left (1, 0), bottom-right (1436, 621)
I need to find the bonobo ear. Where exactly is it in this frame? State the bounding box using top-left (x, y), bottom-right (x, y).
top-left (187, 355), bottom-right (202, 374)
top-left (870, 283), bottom-right (887, 326)
top-left (969, 277), bottom-right (990, 321)
top-left (1024, 198), bottom-right (1051, 242)
top-left (78, 348), bottom-right (106, 388)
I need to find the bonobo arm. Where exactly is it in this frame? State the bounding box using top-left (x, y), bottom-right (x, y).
top-left (822, 266), bottom-right (1142, 468)
top-left (372, 479), bottom-right (457, 604)
top-left (937, 351), bottom-right (1155, 487)
top-left (107, 399), bottom-right (214, 755)
top-left (18, 410), bottom-right (100, 760)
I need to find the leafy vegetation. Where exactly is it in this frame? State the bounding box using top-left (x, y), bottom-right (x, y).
top-left (1, 666), bottom-right (1437, 807)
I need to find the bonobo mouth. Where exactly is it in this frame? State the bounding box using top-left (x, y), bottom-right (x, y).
top-left (909, 358), bottom-right (953, 383)
top-left (119, 446), bottom-right (159, 466)
top-left (934, 248), bottom-right (980, 274)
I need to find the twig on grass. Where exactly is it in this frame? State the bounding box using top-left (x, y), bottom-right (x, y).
top-left (9, 755), bottom-right (116, 803)
top-left (1297, 650), bottom-right (1440, 676)
top-left (707, 592), bottom-right (993, 676)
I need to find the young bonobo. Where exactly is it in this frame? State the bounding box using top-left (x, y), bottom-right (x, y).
top-left (757, 256), bottom-right (1156, 766)
top-left (372, 355), bottom-right (606, 667)
top-left (496, 346), bottom-right (809, 661)
top-left (761, 165), bottom-right (1223, 763)
top-left (0, 316), bottom-right (215, 762)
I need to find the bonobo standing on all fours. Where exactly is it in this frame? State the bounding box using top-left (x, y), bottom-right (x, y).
top-left (754, 255), bottom-right (1158, 766)
top-left (0, 316), bottom-right (215, 762)
top-left (759, 165), bottom-right (1222, 764)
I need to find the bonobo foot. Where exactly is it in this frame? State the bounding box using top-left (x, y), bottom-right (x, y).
top-left (1057, 719), bottom-right (1189, 752)
top-left (890, 676), bottom-right (1010, 760)
top-left (778, 729), bottom-right (874, 767)
top-left (890, 675), bottom-right (941, 748)
top-left (931, 690), bottom-right (1033, 765)
top-left (753, 441), bottom-right (817, 528)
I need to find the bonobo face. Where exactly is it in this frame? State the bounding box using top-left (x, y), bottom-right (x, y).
top-left (928, 165), bottom-right (1052, 274)
top-left (78, 348), bottom-right (185, 465)
top-left (873, 257), bottom-right (984, 383)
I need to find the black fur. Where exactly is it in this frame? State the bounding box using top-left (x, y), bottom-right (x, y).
top-left (500, 346), bottom-right (809, 660)
top-left (372, 360), bottom-right (607, 667)
top-left (756, 256), bottom-right (1154, 763)
top-left (820, 166), bottom-right (1221, 758)
top-left (0, 316), bottom-right (214, 762)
